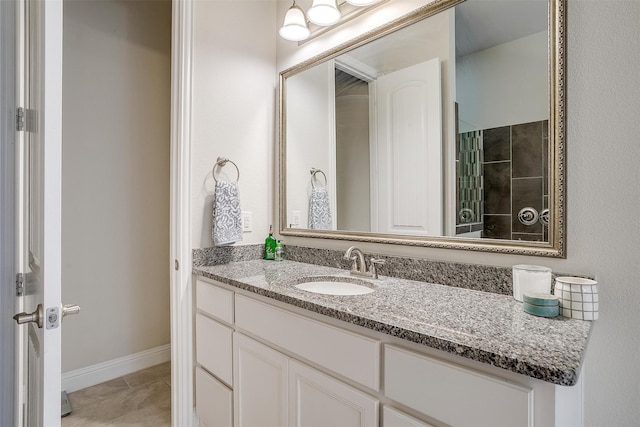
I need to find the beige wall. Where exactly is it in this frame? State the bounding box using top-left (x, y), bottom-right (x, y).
top-left (61, 0), bottom-right (171, 372)
top-left (272, 1), bottom-right (640, 425)
top-left (190, 0), bottom-right (277, 248)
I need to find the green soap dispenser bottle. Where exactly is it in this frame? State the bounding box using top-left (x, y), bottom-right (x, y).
top-left (264, 225), bottom-right (276, 260)
top-left (275, 240), bottom-right (284, 262)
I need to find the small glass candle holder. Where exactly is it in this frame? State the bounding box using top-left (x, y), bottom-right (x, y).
top-left (512, 264), bottom-right (552, 302)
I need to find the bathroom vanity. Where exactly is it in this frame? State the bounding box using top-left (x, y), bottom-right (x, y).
top-left (192, 259), bottom-right (590, 427)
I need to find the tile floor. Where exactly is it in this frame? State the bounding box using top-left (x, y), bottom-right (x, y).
top-left (61, 362), bottom-right (171, 427)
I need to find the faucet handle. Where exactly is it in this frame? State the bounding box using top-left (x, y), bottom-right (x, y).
top-left (369, 258), bottom-right (385, 279)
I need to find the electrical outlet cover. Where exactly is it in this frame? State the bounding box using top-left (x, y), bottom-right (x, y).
top-left (241, 211), bottom-right (252, 232)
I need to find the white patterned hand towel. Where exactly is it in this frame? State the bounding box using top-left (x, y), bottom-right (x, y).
top-left (213, 181), bottom-right (243, 246)
top-left (308, 187), bottom-right (332, 230)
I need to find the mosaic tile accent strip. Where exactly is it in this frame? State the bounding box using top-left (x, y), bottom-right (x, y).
top-left (284, 245), bottom-right (513, 295)
top-left (457, 130), bottom-right (484, 229)
top-left (193, 260), bottom-right (592, 386)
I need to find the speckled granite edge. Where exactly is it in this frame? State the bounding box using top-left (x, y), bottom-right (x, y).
top-left (193, 244), bottom-right (589, 296)
top-left (193, 262), bottom-right (590, 386)
top-left (192, 244), bottom-right (263, 267)
top-left (285, 245), bottom-right (514, 295)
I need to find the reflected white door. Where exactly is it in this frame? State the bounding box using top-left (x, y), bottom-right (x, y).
top-left (372, 58), bottom-right (443, 236)
top-left (13, 0), bottom-right (64, 425)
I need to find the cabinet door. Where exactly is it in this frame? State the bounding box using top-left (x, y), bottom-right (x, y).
top-left (289, 360), bottom-right (378, 427)
top-left (233, 333), bottom-right (288, 427)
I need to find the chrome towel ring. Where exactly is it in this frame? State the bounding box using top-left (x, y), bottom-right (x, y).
top-left (213, 157), bottom-right (240, 182)
top-left (310, 167), bottom-right (327, 188)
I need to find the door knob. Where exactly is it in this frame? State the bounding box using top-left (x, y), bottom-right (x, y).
top-left (13, 304), bottom-right (44, 328)
top-left (62, 304), bottom-right (81, 318)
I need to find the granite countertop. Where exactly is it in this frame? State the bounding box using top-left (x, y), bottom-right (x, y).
top-left (193, 259), bottom-right (592, 386)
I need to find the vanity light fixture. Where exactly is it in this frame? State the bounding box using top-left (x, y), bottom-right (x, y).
top-left (279, 0), bottom-right (385, 42)
top-left (307, 0), bottom-right (341, 26)
top-left (279, 1), bottom-right (311, 41)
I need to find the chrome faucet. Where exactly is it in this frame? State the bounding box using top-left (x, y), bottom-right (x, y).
top-left (344, 246), bottom-right (385, 279)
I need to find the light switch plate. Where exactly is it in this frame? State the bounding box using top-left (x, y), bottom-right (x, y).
top-left (242, 211), bottom-right (252, 232)
top-left (292, 211), bottom-right (301, 227)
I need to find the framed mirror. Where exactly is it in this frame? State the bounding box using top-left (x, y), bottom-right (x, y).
top-left (279, 0), bottom-right (566, 257)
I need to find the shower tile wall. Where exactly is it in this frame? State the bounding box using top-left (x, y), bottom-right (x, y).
top-left (483, 120), bottom-right (548, 241)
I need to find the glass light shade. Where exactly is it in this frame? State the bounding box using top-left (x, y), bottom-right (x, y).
top-left (307, 0), bottom-right (341, 26)
top-left (346, 0), bottom-right (377, 5)
top-left (279, 3), bottom-right (310, 41)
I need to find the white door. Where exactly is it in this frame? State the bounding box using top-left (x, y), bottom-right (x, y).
top-left (0, 0), bottom-right (18, 425)
top-left (12, 0), bottom-right (65, 425)
top-left (372, 58), bottom-right (443, 236)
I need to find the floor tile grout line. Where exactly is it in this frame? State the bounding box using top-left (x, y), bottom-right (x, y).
top-left (63, 363), bottom-right (172, 427)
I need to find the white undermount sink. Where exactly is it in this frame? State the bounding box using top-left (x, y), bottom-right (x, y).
top-left (295, 277), bottom-right (375, 296)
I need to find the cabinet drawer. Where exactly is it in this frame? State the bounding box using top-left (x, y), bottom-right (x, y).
top-left (196, 313), bottom-right (233, 386)
top-left (195, 367), bottom-right (232, 427)
top-left (235, 294), bottom-right (380, 391)
top-left (384, 345), bottom-right (533, 427)
top-left (383, 406), bottom-right (434, 427)
top-left (196, 279), bottom-right (234, 324)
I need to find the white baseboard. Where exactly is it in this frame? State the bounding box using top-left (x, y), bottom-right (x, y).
top-left (62, 344), bottom-right (171, 393)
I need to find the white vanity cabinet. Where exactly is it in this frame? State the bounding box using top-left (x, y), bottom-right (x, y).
top-left (194, 276), bottom-right (582, 427)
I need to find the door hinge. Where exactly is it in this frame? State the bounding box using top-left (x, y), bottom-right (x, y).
top-left (175, 259), bottom-right (180, 271)
top-left (16, 107), bottom-right (25, 131)
top-left (16, 273), bottom-right (24, 296)
top-left (17, 107), bottom-right (36, 132)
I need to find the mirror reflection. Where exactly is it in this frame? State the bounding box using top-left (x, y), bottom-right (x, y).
top-left (283, 0), bottom-right (555, 245)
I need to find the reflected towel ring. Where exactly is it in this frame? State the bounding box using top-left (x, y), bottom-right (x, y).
top-left (213, 157), bottom-right (240, 182)
top-left (310, 168), bottom-right (327, 188)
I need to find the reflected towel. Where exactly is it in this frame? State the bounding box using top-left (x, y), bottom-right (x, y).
top-left (212, 181), bottom-right (243, 246)
top-left (308, 187), bottom-right (332, 230)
